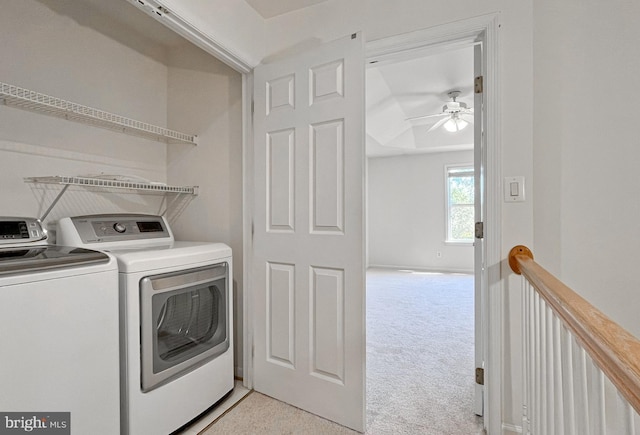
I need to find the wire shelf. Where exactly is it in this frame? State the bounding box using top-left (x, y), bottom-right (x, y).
top-left (25, 176), bottom-right (198, 195)
top-left (0, 81), bottom-right (198, 145)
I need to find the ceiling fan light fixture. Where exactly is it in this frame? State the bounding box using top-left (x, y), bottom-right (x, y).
top-left (443, 115), bottom-right (469, 132)
top-left (406, 89), bottom-right (473, 133)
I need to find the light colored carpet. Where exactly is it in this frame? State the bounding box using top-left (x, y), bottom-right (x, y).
top-left (201, 391), bottom-right (357, 434)
top-left (366, 268), bottom-right (483, 434)
top-left (201, 269), bottom-right (483, 434)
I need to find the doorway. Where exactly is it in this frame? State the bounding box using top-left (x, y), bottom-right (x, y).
top-left (365, 44), bottom-right (482, 432)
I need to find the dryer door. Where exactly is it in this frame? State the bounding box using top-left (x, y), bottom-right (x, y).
top-left (140, 263), bottom-right (229, 392)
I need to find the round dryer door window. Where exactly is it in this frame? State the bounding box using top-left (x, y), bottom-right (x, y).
top-left (139, 263), bottom-right (229, 392)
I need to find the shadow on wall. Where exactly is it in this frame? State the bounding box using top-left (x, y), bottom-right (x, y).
top-left (34, 0), bottom-right (178, 64)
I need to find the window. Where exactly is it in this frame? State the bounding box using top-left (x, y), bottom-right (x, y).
top-left (446, 165), bottom-right (475, 243)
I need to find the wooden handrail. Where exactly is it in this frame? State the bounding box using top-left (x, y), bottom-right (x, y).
top-left (509, 245), bottom-right (640, 415)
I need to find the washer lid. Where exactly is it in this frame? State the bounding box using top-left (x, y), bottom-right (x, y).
top-left (0, 245), bottom-right (110, 276)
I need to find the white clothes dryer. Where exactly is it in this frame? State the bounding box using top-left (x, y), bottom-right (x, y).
top-left (0, 217), bottom-right (120, 435)
top-left (57, 214), bottom-right (233, 435)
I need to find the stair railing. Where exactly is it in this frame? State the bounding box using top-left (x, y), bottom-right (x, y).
top-left (509, 245), bottom-right (640, 435)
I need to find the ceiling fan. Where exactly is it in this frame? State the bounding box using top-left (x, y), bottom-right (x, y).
top-left (407, 90), bottom-right (474, 132)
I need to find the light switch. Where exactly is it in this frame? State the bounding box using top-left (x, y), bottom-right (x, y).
top-left (504, 176), bottom-right (525, 202)
top-left (510, 182), bottom-right (519, 196)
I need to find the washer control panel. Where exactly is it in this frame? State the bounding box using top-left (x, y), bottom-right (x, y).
top-left (0, 217), bottom-right (47, 245)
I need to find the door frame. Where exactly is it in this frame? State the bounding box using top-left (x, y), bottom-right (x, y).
top-left (364, 13), bottom-right (502, 434)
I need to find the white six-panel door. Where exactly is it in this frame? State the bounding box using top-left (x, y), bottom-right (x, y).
top-left (252, 33), bottom-right (365, 432)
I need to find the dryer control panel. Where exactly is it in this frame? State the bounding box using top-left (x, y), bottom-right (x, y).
top-left (57, 214), bottom-right (172, 246)
top-left (0, 217), bottom-right (47, 245)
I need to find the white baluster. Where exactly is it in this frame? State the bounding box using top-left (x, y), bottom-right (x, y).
top-left (587, 360), bottom-right (605, 435)
top-left (545, 304), bottom-right (555, 434)
top-left (522, 278), bottom-right (530, 434)
top-left (533, 290), bottom-right (541, 434)
top-left (529, 283), bottom-right (536, 434)
top-left (561, 326), bottom-right (576, 435)
top-left (553, 315), bottom-right (564, 434)
top-left (621, 399), bottom-right (637, 435)
top-left (612, 388), bottom-right (636, 435)
top-left (573, 344), bottom-right (590, 435)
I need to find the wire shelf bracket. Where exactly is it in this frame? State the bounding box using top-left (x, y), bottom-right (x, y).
top-left (25, 176), bottom-right (199, 221)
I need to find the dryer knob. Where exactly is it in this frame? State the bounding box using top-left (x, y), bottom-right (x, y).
top-left (113, 223), bottom-right (126, 233)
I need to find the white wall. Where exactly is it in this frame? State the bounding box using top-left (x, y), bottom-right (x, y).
top-left (368, 151), bottom-right (474, 273)
top-left (533, 0), bottom-right (640, 338)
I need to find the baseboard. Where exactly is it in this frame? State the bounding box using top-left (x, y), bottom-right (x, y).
top-left (367, 263), bottom-right (474, 275)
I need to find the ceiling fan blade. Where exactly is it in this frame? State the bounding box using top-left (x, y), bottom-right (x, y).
top-left (460, 114), bottom-right (474, 124)
top-left (427, 116), bottom-right (450, 132)
top-left (406, 113), bottom-right (447, 121)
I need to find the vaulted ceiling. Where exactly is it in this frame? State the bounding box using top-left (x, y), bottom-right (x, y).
top-left (366, 46), bottom-right (475, 158)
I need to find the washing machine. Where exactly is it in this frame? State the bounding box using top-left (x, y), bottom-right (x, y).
top-left (57, 214), bottom-right (234, 435)
top-left (0, 217), bottom-right (120, 434)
